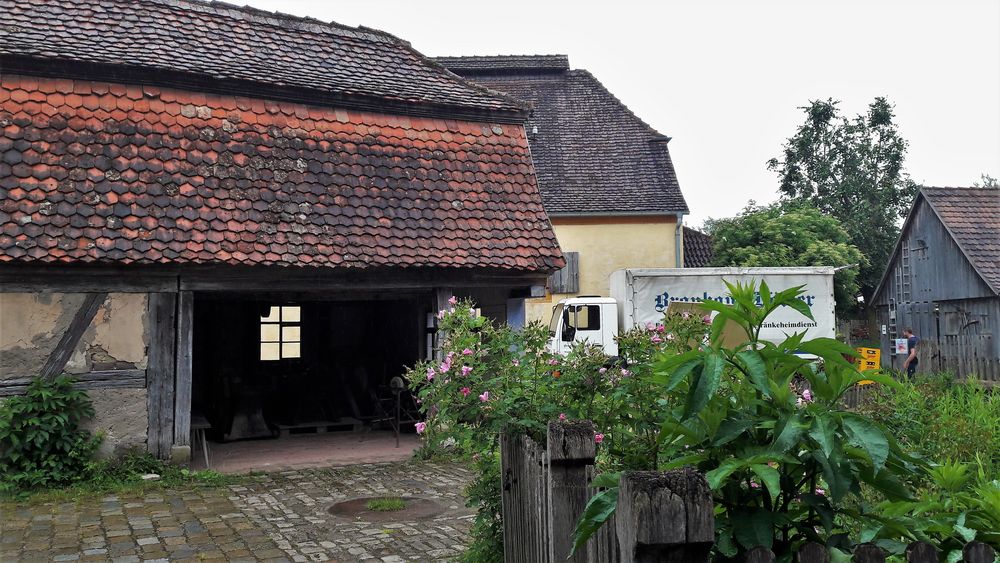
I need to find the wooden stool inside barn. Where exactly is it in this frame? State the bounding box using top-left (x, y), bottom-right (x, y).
top-left (190, 414), bottom-right (212, 468)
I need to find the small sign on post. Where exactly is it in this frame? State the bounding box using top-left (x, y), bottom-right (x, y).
top-left (855, 347), bottom-right (880, 385)
top-left (894, 338), bottom-right (909, 355)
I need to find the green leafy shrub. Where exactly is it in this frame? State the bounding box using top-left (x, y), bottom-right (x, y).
top-left (0, 375), bottom-right (100, 492)
top-left (858, 375), bottom-right (1000, 481)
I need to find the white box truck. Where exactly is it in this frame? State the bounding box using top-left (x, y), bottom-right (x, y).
top-left (547, 267), bottom-right (837, 356)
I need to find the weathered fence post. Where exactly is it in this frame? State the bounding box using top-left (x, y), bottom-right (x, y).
top-left (615, 468), bottom-right (714, 563)
top-left (963, 541), bottom-right (997, 563)
top-left (797, 542), bottom-right (829, 562)
top-left (547, 420), bottom-right (596, 563)
top-left (904, 541), bottom-right (936, 563)
top-left (853, 543), bottom-right (886, 563)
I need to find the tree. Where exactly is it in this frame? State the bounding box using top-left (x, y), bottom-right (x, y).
top-left (972, 173), bottom-right (999, 188)
top-left (767, 98), bottom-right (918, 305)
top-left (706, 202), bottom-right (866, 316)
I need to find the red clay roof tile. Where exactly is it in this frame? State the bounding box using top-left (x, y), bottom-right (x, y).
top-left (0, 75), bottom-right (563, 272)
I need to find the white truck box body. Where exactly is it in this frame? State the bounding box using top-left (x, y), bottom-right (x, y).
top-left (609, 267), bottom-right (836, 344)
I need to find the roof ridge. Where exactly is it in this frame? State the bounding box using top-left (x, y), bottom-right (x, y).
top-left (156, 0), bottom-right (400, 43)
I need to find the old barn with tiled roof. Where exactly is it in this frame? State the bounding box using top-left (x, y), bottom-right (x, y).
top-left (438, 55), bottom-right (690, 322)
top-left (872, 187), bottom-right (1000, 381)
top-left (0, 0), bottom-right (562, 461)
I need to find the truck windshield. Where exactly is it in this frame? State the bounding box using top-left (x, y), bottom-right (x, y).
top-left (548, 304), bottom-right (564, 336)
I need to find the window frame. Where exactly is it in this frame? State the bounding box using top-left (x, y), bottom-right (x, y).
top-left (260, 305), bottom-right (302, 361)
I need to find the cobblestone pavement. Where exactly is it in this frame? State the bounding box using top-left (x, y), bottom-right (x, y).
top-left (0, 461), bottom-right (475, 562)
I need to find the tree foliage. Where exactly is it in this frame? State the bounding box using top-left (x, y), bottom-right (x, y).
top-left (972, 173), bottom-right (999, 188)
top-left (706, 202), bottom-right (866, 315)
top-left (767, 98), bottom-right (918, 303)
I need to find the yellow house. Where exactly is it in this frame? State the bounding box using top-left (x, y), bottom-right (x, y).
top-left (437, 55), bottom-right (691, 323)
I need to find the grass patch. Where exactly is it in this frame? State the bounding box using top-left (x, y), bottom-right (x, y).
top-left (1, 450), bottom-right (246, 504)
top-left (366, 496), bottom-right (406, 512)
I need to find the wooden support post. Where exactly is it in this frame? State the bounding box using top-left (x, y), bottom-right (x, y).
top-left (615, 468), bottom-right (714, 563)
top-left (39, 293), bottom-right (107, 379)
top-left (147, 293), bottom-right (177, 460)
top-left (172, 291), bottom-right (194, 461)
top-left (547, 420), bottom-right (596, 563)
top-left (745, 547), bottom-right (776, 563)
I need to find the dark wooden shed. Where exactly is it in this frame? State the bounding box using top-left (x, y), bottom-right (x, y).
top-left (871, 187), bottom-right (999, 382)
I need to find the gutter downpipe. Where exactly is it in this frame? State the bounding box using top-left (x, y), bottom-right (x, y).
top-left (674, 213), bottom-right (685, 267)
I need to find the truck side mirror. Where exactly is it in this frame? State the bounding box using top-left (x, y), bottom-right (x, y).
top-left (561, 325), bottom-right (576, 342)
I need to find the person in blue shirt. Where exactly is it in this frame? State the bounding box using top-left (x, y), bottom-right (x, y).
top-left (902, 328), bottom-right (920, 377)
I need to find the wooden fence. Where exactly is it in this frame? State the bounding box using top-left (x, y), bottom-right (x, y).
top-left (501, 420), bottom-right (998, 563)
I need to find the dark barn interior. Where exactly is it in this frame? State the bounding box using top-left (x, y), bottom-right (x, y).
top-left (191, 294), bottom-right (424, 442)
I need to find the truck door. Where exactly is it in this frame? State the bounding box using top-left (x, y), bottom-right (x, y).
top-left (562, 304), bottom-right (603, 350)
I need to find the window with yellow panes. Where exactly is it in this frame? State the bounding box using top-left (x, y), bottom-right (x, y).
top-left (260, 305), bottom-right (301, 361)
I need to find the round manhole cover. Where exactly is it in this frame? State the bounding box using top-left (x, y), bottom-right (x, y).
top-left (328, 497), bottom-right (446, 522)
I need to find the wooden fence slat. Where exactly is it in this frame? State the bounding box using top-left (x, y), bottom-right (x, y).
top-left (744, 546), bottom-right (776, 562)
top-left (904, 541), bottom-right (936, 563)
top-left (853, 543), bottom-right (887, 563)
top-left (585, 465), bottom-right (620, 563)
top-left (963, 541), bottom-right (996, 563)
top-left (797, 542), bottom-right (829, 563)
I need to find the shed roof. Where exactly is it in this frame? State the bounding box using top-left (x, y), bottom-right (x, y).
top-left (682, 227), bottom-right (713, 268)
top-left (874, 187), bottom-right (1000, 298)
top-left (436, 55), bottom-right (689, 216)
top-left (0, 0), bottom-right (527, 121)
top-left (0, 74), bottom-right (564, 272)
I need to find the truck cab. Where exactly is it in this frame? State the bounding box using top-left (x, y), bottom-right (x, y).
top-left (547, 297), bottom-right (619, 357)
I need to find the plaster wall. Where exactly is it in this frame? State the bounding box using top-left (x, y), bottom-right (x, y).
top-left (0, 293), bottom-right (149, 378)
top-left (526, 216), bottom-right (679, 323)
top-left (0, 293), bottom-right (150, 456)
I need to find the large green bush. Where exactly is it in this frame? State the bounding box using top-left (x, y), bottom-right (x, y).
top-left (0, 375), bottom-right (100, 492)
top-left (410, 290), bottom-right (1000, 561)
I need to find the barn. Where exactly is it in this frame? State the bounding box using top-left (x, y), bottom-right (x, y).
top-left (871, 187), bottom-right (999, 382)
top-left (0, 0), bottom-right (563, 462)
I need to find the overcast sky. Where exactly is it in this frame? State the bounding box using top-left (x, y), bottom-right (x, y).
top-left (245, 0), bottom-right (1000, 227)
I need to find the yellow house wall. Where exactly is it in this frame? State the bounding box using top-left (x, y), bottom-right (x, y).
top-left (526, 215), bottom-right (681, 323)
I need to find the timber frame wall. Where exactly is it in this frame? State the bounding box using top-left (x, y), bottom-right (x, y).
top-left (1, 263), bottom-right (545, 460)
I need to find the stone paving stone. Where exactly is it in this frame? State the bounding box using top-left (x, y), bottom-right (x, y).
top-left (1, 460), bottom-right (474, 562)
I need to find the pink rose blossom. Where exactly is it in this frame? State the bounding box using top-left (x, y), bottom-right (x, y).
top-left (702, 314), bottom-right (712, 324)
top-left (815, 488), bottom-right (826, 496)
top-left (594, 433), bottom-right (605, 444)
top-left (461, 365), bottom-right (473, 376)
top-left (750, 481), bottom-right (760, 489)
top-left (651, 335), bottom-right (663, 344)
top-left (598, 367), bottom-right (607, 375)
top-left (479, 391), bottom-right (490, 402)
top-left (437, 310), bottom-right (446, 320)
top-left (645, 321), bottom-right (656, 331)
top-left (802, 389), bottom-right (814, 402)
top-left (681, 311), bottom-right (691, 320)
top-left (656, 324), bottom-right (665, 333)
top-left (448, 295), bottom-right (458, 306)
top-left (426, 367), bottom-right (436, 381)
top-left (621, 369), bottom-right (631, 377)
top-left (415, 422), bottom-right (427, 434)
top-left (462, 348), bottom-right (474, 356)
top-left (559, 413), bottom-right (567, 421)
top-left (548, 358), bottom-right (559, 366)
top-left (460, 387), bottom-right (471, 397)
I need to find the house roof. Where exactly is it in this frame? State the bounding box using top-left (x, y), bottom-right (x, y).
top-left (874, 187), bottom-right (1000, 298)
top-left (0, 74), bottom-right (564, 272)
top-left (0, 0), bottom-right (527, 122)
top-left (683, 227), bottom-right (713, 268)
top-left (436, 55), bottom-right (689, 216)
